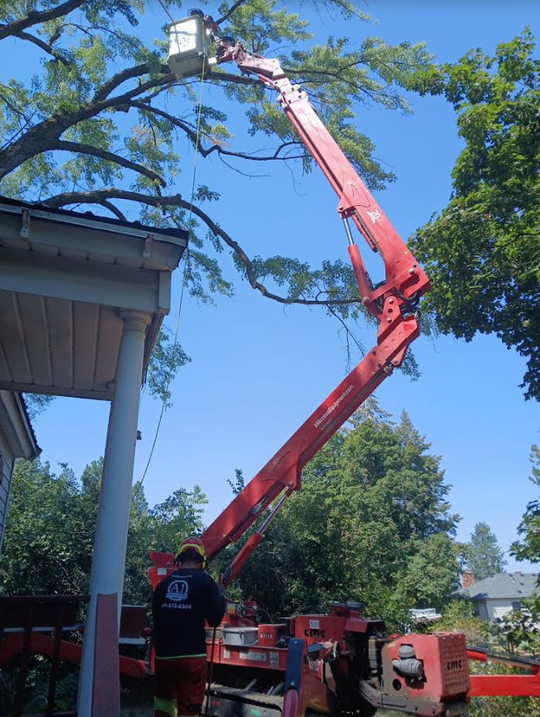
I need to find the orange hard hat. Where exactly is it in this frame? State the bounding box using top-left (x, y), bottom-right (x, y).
top-left (175, 536), bottom-right (207, 569)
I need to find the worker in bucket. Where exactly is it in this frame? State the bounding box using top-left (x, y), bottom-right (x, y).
top-left (152, 537), bottom-right (225, 717)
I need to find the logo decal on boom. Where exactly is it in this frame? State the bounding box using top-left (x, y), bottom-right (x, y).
top-left (367, 210), bottom-right (381, 224)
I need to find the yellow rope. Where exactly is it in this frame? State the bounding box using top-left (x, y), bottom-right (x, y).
top-left (189, 54), bottom-right (206, 207)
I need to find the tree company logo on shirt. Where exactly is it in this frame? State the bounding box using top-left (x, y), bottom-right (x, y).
top-left (165, 578), bottom-right (189, 603)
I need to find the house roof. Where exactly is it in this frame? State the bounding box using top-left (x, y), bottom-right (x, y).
top-left (0, 194), bottom-right (189, 245)
top-left (0, 195), bottom-right (188, 400)
top-left (459, 572), bottom-right (539, 601)
top-left (17, 393), bottom-right (39, 456)
top-left (0, 391), bottom-right (40, 460)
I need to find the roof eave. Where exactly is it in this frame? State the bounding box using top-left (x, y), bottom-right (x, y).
top-left (0, 391), bottom-right (40, 460)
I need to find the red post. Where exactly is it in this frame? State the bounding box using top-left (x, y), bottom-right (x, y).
top-left (91, 593), bottom-right (121, 716)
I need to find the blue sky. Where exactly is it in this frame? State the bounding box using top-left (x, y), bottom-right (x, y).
top-left (15, 1), bottom-right (540, 571)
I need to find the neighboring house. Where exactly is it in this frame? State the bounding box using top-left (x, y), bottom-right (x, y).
top-left (459, 572), bottom-right (539, 621)
top-left (0, 391), bottom-right (40, 552)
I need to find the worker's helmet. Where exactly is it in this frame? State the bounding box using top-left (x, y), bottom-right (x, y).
top-left (175, 536), bottom-right (207, 569)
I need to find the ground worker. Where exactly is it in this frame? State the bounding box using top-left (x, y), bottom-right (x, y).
top-left (152, 536), bottom-right (226, 717)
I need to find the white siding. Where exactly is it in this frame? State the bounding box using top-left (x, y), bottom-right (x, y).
top-left (485, 598), bottom-right (518, 621)
top-left (475, 601), bottom-right (489, 621)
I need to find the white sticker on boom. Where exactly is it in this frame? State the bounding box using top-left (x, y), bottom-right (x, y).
top-left (309, 620), bottom-right (320, 630)
top-left (367, 210), bottom-right (381, 224)
top-left (239, 652), bottom-right (267, 662)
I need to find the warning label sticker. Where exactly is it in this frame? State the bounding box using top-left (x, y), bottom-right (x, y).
top-left (239, 652), bottom-right (267, 663)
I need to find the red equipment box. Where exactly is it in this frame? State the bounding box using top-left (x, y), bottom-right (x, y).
top-left (258, 624), bottom-right (287, 648)
top-left (383, 633), bottom-right (470, 701)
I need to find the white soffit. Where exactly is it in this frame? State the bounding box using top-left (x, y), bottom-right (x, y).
top-left (0, 198), bottom-right (188, 400)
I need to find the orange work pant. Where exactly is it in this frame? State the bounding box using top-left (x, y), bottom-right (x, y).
top-left (154, 656), bottom-right (207, 717)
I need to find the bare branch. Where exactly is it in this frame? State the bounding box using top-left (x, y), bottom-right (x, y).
top-left (218, 153), bottom-right (270, 178)
top-left (42, 188), bottom-right (361, 308)
top-left (206, 71), bottom-right (262, 88)
top-left (0, 0), bottom-right (86, 41)
top-left (98, 198), bottom-right (127, 221)
top-left (92, 62), bottom-right (167, 103)
top-left (130, 100), bottom-right (307, 163)
top-left (216, 0), bottom-right (250, 25)
top-left (104, 71), bottom-right (177, 106)
top-left (327, 304), bottom-right (365, 358)
top-left (13, 30), bottom-right (71, 65)
top-left (52, 140), bottom-right (166, 186)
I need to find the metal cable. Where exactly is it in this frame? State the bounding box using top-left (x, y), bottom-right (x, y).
top-left (139, 52), bottom-right (207, 485)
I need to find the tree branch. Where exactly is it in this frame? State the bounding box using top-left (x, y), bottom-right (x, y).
top-left (206, 71), bottom-right (263, 88)
top-left (216, 0), bottom-right (251, 25)
top-left (52, 139), bottom-right (166, 186)
top-left (92, 62), bottom-right (167, 103)
top-left (327, 303), bottom-right (365, 369)
top-left (13, 30), bottom-right (71, 65)
top-left (130, 100), bottom-right (306, 163)
top-left (98, 198), bottom-right (127, 221)
top-left (0, 70), bottom-right (176, 178)
top-left (0, 0), bottom-right (86, 41)
top-left (42, 188), bottom-right (361, 308)
top-left (285, 65), bottom-right (391, 102)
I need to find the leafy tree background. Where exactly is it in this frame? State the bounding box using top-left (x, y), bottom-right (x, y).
top-left (0, 0), bottom-right (434, 418)
top-left (410, 31), bottom-right (540, 400)
top-left (512, 443), bottom-right (540, 567)
top-left (0, 458), bottom-right (207, 604)
top-left (1, 407), bottom-right (459, 633)
top-left (216, 406), bottom-right (460, 629)
top-left (1, 3), bottom-right (539, 712)
top-left (465, 522), bottom-right (507, 582)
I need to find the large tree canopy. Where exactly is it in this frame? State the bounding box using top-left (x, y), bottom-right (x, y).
top-left (0, 0), bottom-right (432, 407)
top-left (409, 30), bottom-right (540, 399)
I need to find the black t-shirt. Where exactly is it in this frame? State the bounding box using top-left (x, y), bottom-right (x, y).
top-left (152, 568), bottom-right (226, 658)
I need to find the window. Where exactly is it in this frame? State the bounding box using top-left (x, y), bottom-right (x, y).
top-left (512, 601), bottom-right (521, 611)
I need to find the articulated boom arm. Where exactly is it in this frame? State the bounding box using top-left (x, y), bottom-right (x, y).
top-left (212, 38), bottom-right (428, 318)
top-left (197, 32), bottom-right (430, 585)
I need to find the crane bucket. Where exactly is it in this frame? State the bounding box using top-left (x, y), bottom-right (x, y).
top-left (168, 14), bottom-right (210, 78)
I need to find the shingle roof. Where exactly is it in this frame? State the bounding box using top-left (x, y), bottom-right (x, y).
top-left (459, 572), bottom-right (539, 600)
top-left (17, 393), bottom-right (40, 458)
top-left (0, 194), bottom-right (189, 242)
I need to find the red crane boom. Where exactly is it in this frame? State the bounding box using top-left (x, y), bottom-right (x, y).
top-left (145, 18), bottom-right (540, 717)
top-left (193, 32), bottom-right (430, 583)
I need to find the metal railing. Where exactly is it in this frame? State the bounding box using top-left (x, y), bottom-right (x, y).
top-left (0, 594), bottom-right (88, 717)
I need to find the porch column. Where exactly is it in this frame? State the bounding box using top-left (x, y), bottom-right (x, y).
top-left (78, 309), bottom-right (151, 716)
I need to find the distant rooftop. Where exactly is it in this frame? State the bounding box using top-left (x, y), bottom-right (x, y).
top-left (459, 572), bottom-right (539, 601)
